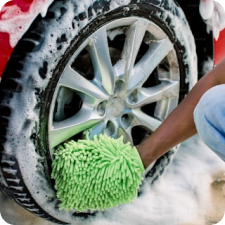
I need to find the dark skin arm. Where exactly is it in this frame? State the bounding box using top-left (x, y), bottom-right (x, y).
top-left (137, 58), bottom-right (225, 169)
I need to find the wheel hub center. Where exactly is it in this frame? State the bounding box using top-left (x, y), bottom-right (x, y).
top-left (107, 97), bottom-right (124, 117)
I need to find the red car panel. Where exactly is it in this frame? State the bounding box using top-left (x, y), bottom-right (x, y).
top-left (0, 0), bottom-right (34, 77)
top-left (214, 28), bottom-right (225, 65)
top-left (0, 0), bottom-right (53, 78)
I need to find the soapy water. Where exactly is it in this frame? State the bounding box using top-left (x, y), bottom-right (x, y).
top-left (0, 0), bottom-right (223, 75)
top-left (0, 0), bottom-right (54, 47)
top-left (1, 135), bottom-right (225, 225)
top-left (0, 0), bottom-right (224, 49)
top-left (199, 0), bottom-right (225, 40)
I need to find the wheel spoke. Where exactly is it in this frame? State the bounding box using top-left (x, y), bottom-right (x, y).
top-left (49, 107), bottom-right (103, 149)
top-left (59, 66), bottom-right (108, 101)
top-left (118, 19), bottom-right (149, 81)
top-left (129, 37), bottom-right (173, 90)
top-left (132, 109), bottom-right (162, 132)
top-left (117, 127), bottom-right (133, 145)
top-left (87, 121), bottom-right (106, 139)
top-left (128, 80), bottom-right (179, 108)
top-left (88, 27), bottom-right (115, 95)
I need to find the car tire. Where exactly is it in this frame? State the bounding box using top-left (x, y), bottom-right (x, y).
top-left (0, 0), bottom-right (197, 223)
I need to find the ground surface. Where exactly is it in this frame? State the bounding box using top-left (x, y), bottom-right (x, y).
top-left (1, 135), bottom-right (225, 225)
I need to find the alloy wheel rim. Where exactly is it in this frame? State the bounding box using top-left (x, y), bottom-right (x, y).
top-left (48, 17), bottom-right (180, 159)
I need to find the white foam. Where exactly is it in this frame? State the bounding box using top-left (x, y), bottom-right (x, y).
top-left (199, 0), bottom-right (214, 20)
top-left (199, 0), bottom-right (225, 40)
top-left (201, 57), bottom-right (214, 75)
top-left (0, 0), bottom-right (54, 47)
top-left (2, 135), bottom-right (225, 225)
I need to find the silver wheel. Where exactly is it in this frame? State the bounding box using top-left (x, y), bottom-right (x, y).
top-left (49, 17), bottom-right (180, 158)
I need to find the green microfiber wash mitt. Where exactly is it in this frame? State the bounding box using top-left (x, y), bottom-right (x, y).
top-left (51, 134), bottom-right (145, 212)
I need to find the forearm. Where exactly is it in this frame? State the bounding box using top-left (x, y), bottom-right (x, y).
top-left (137, 58), bottom-right (225, 168)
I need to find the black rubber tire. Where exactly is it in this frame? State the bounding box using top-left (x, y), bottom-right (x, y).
top-left (0, 0), bottom-right (197, 223)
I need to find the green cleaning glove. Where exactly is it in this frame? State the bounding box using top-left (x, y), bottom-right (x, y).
top-left (51, 134), bottom-right (145, 212)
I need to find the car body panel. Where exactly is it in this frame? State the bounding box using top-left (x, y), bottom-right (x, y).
top-left (214, 28), bottom-right (225, 65)
top-left (0, 0), bottom-right (53, 77)
top-left (0, 0), bottom-right (225, 79)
